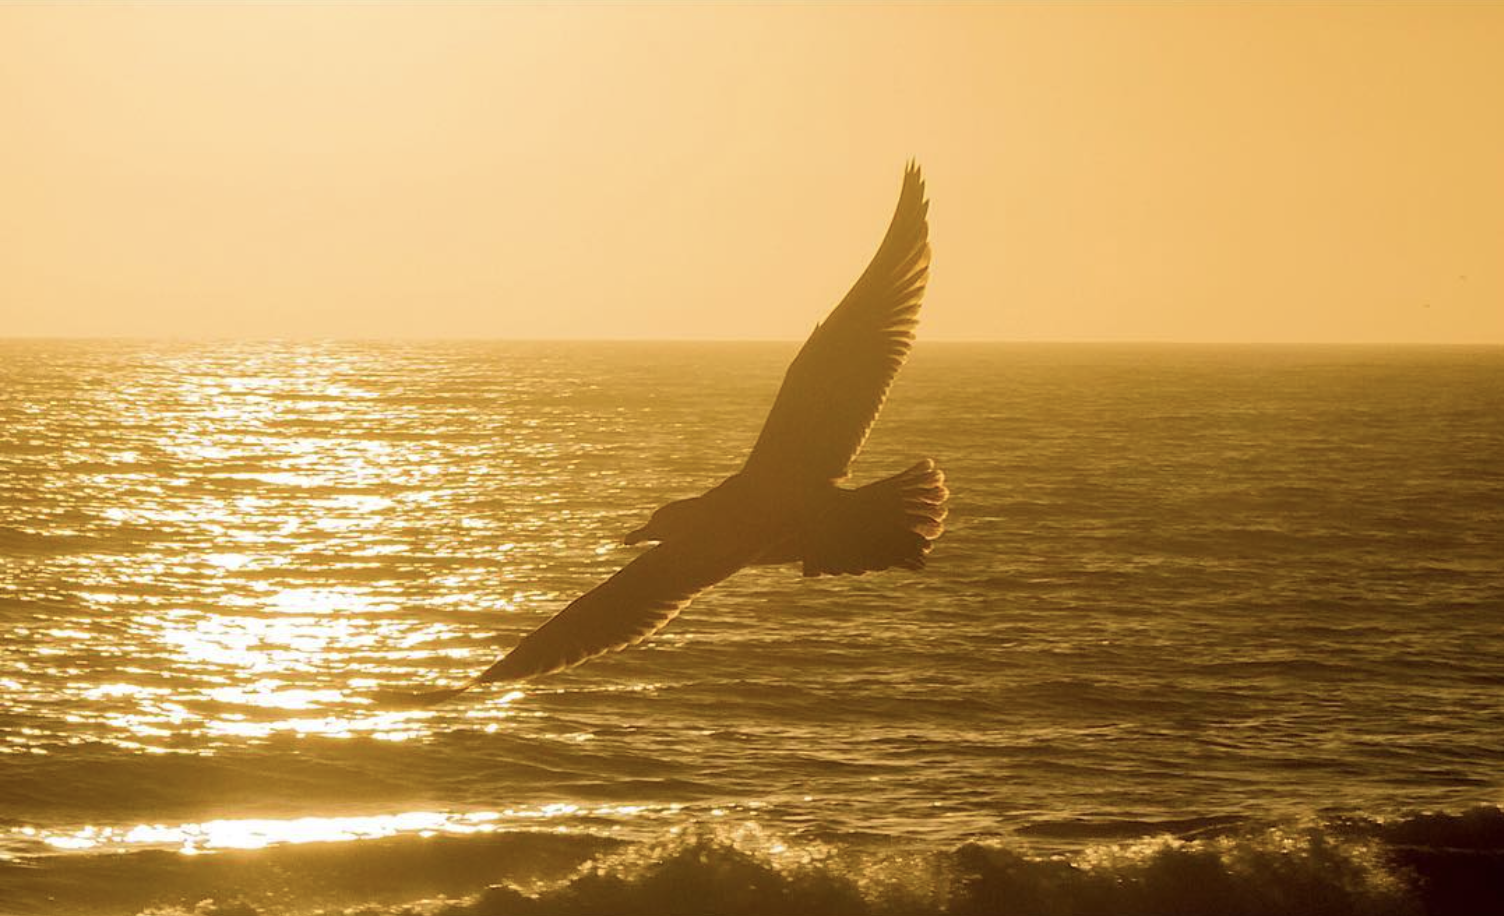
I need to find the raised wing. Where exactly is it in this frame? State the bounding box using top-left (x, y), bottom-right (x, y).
top-left (743, 163), bottom-right (931, 482)
top-left (377, 530), bottom-right (764, 705)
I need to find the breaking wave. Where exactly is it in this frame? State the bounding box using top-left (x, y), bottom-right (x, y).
top-left (4, 807), bottom-right (1498, 916)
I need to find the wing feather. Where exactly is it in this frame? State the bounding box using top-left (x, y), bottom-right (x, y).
top-left (376, 532), bottom-right (762, 705)
top-left (743, 163), bottom-right (931, 482)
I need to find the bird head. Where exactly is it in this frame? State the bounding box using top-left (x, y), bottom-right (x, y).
top-left (623, 495), bottom-right (704, 545)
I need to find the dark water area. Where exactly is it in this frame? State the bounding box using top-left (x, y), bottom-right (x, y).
top-left (1, 341), bottom-right (1501, 915)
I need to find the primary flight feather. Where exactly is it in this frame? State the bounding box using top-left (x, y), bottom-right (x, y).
top-left (383, 164), bottom-right (947, 705)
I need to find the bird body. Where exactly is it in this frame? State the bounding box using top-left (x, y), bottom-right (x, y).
top-left (380, 164), bottom-right (947, 705)
top-left (627, 458), bottom-right (946, 575)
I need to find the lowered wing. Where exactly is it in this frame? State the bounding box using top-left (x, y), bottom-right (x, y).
top-left (377, 529), bottom-right (765, 705)
top-left (743, 164), bottom-right (931, 482)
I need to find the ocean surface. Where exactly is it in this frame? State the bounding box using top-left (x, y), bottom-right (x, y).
top-left (1, 340), bottom-right (1501, 916)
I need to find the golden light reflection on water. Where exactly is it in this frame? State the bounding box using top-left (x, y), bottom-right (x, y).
top-left (46, 594), bottom-right (528, 751)
top-left (204, 710), bottom-right (430, 742)
top-left (3, 344), bottom-right (722, 877)
top-left (21, 802), bottom-right (691, 855)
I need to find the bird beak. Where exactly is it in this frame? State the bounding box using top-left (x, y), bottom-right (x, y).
top-left (623, 527), bottom-right (648, 546)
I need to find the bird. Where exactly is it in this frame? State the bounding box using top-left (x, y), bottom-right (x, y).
top-left (380, 163), bottom-right (947, 705)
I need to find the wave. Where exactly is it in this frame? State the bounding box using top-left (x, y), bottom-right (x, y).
top-left (422, 808), bottom-right (1504, 916)
top-left (3, 807), bottom-right (1500, 916)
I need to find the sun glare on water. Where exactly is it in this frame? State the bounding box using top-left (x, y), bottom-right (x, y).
top-left (3, 344), bottom-right (593, 751)
top-left (23, 803), bottom-right (686, 855)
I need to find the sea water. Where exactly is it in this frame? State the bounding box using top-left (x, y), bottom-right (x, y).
top-left (1, 341), bottom-right (1501, 915)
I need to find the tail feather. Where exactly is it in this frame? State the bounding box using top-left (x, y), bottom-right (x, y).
top-left (802, 459), bottom-right (948, 577)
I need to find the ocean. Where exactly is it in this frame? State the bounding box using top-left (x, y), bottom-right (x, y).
top-left (1, 340), bottom-right (1501, 915)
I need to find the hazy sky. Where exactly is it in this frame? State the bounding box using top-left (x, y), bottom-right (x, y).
top-left (2, 2), bottom-right (1500, 342)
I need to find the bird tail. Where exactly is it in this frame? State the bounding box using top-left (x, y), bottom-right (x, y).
top-left (802, 459), bottom-right (948, 577)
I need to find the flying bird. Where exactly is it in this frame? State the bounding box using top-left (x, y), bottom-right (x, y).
top-left (382, 164), bottom-right (947, 704)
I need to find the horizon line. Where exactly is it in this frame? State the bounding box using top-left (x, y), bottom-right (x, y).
top-left (2, 335), bottom-right (1502, 347)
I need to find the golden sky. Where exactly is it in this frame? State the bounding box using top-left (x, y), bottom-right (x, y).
top-left (2, 2), bottom-right (1500, 342)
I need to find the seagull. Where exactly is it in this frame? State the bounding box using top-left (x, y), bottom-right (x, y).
top-left (382, 164), bottom-right (947, 705)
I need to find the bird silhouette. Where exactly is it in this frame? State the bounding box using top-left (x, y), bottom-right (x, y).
top-left (381, 164), bottom-right (947, 705)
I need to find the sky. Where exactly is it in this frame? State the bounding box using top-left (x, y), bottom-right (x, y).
top-left (1, 2), bottom-right (1500, 343)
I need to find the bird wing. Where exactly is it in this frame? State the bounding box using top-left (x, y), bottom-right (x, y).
top-left (742, 163), bottom-right (931, 482)
top-left (376, 530), bottom-right (764, 705)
